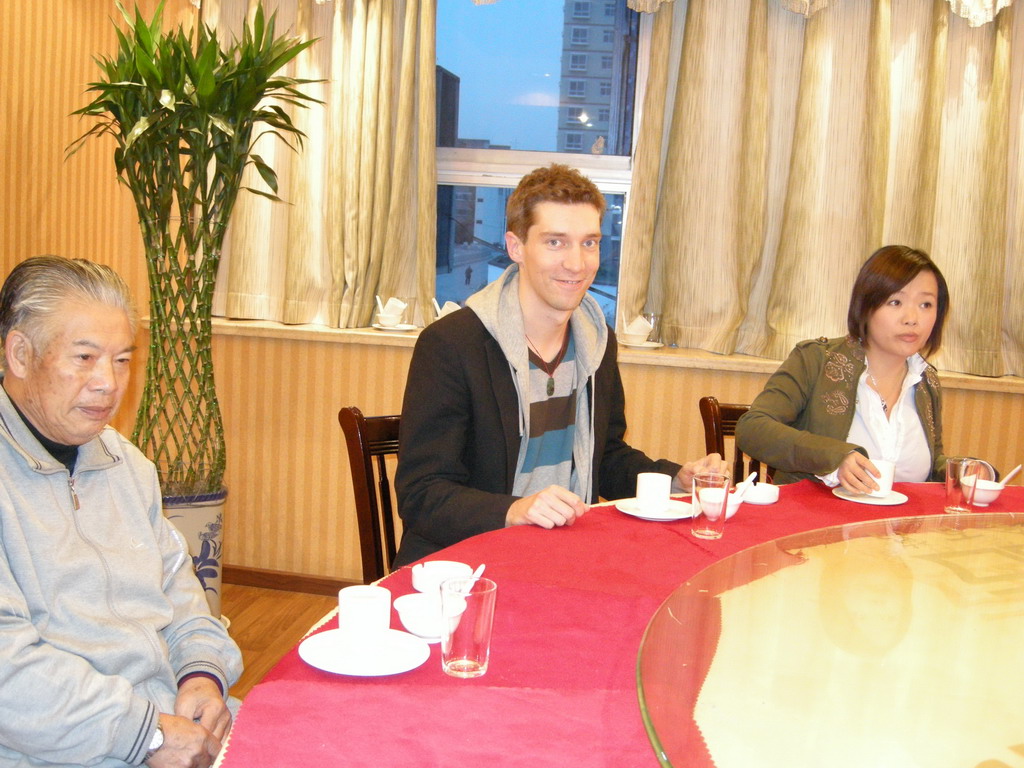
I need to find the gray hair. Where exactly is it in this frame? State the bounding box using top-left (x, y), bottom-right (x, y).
top-left (0, 256), bottom-right (138, 370)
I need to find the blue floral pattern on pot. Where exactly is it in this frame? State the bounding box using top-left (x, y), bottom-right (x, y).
top-left (193, 512), bottom-right (223, 595)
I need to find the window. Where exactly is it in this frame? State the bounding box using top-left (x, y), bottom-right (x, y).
top-left (435, 0), bottom-right (647, 323)
top-left (601, 55), bottom-right (613, 70)
top-left (436, 185), bottom-right (627, 326)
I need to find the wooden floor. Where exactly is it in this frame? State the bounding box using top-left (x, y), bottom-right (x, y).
top-left (221, 583), bottom-right (337, 699)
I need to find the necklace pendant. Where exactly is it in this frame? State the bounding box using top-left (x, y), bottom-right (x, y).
top-left (546, 377), bottom-right (555, 397)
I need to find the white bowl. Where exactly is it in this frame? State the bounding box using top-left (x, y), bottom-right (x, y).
top-left (743, 483), bottom-right (779, 505)
top-left (962, 476), bottom-right (1003, 506)
top-left (694, 488), bottom-right (743, 519)
top-left (410, 560), bottom-right (472, 594)
top-left (377, 312), bottom-right (403, 327)
top-left (619, 331), bottom-right (649, 345)
top-left (393, 593), bottom-right (443, 640)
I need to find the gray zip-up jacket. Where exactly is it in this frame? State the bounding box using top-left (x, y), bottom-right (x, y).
top-left (0, 385), bottom-right (242, 767)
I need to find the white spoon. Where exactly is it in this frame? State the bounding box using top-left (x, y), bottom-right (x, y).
top-left (432, 297), bottom-right (442, 318)
top-left (998, 463), bottom-right (1022, 487)
top-left (375, 294), bottom-right (385, 313)
top-left (732, 471), bottom-right (758, 501)
top-left (460, 565), bottom-right (487, 602)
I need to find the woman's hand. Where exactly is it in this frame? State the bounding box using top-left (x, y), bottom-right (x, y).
top-left (837, 452), bottom-right (881, 495)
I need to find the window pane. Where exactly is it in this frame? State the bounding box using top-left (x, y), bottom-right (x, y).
top-left (436, 185), bottom-right (623, 327)
top-left (436, 0), bottom-right (639, 156)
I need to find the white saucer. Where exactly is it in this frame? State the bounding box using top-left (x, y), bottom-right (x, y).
top-left (373, 323), bottom-right (417, 332)
top-left (298, 629), bottom-right (430, 676)
top-left (832, 487), bottom-right (909, 506)
top-left (616, 498), bottom-right (694, 521)
top-left (619, 340), bottom-right (663, 349)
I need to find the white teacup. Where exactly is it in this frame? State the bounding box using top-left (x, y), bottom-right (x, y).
top-left (636, 472), bottom-right (672, 514)
top-left (377, 311), bottom-right (402, 327)
top-left (869, 459), bottom-right (895, 498)
top-left (337, 585), bottom-right (391, 638)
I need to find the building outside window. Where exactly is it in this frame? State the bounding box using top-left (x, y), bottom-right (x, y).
top-left (434, 0), bottom-right (644, 324)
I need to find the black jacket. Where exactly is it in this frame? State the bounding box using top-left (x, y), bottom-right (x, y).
top-left (394, 309), bottom-right (681, 566)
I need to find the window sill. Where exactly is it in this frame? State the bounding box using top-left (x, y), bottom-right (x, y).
top-left (209, 318), bottom-right (1024, 395)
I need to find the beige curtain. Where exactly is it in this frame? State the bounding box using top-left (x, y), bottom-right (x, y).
top-left (621, 0), bottom-right (1023, 377)
top-left (211, 0), bottom-right (436, 328)
top-left (634, 0), bottom-right (1019, 27)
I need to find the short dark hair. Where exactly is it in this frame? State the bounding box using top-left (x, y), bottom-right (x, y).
top-left (847, 245), bottom-right (949, 357)
top-left (505, 164), bottom-right (606, 241)
top-left (0, 256), bottom-right (137, 370)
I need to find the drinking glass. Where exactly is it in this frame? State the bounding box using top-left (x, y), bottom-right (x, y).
top-left (440, 576), bottom-right (497, 678)
top-left (691, 472), bottom-right (730, 540)
top-left (944, 458), bottom-right (996, 514)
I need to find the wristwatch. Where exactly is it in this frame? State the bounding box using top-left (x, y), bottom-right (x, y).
top-left (145, 722), bottom-right (164, 759)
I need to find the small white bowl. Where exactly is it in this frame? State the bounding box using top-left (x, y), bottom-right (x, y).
top-left (963, 476), bottom-right (1003, 506)
top-left (743, 483), bottom-right (780, 505)
top-left (377, 311), bottom-right (403, 327)
top-left (694, 488), bottom-right (743, 519)
top-left (725, 490), bottom-right (743, 519)
top-left (619, 331), bottom-right (649, 345)
top-left (410, 560), bottom-right (472, 594)
top-left (393, 593), bottom-right (443, 640)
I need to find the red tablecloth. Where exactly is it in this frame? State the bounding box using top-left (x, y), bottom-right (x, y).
top-left (219, 481), bottom-right (1023, 767)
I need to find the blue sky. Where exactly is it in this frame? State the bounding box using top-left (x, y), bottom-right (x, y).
top-left (436, 0), bottom-right (564, 151)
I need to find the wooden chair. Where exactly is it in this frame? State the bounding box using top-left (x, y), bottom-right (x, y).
top-left (698, 396), bottom-right (774, 483)
top-left (338, 406), bottom-right (401, 584)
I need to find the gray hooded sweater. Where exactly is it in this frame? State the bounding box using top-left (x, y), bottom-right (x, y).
top-left (467, 265), bottom-right (608, 503)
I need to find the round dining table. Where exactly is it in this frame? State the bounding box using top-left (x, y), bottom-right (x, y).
top-left (217, 481), bottom-right (1023, 767)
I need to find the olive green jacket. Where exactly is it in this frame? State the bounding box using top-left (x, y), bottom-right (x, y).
top-left (735, 336), bottom-right (944, 484)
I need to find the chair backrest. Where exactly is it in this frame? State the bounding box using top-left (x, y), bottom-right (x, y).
top-left (338, 406), bottom-right (401, 584)
top-left (698, 396), bottom-right (774, 483)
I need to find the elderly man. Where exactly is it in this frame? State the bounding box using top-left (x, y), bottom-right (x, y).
top-left (0, 256), bottom-right (242, 768)
top-left (394, 164), bottom-right (725, 565)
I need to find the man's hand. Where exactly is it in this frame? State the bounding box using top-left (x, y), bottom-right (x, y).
top-left (506, 485), bottom-right (588, 529)
top-left (174, 676), bottom-right (231, 741)
top-left (674, 453), bottom-right (728, 491)
top-left (837, 452), bottom-right (881, 495)
top-left (145, 713), bottom-right (220, 768)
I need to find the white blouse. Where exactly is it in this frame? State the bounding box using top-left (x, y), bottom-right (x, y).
top-left (818, 354), bottom-right (932, 486)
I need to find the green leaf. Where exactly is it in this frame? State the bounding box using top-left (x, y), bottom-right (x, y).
top-left (250, 155), bottom-right (278, 193)
top-left (242, 186), bottom-right (284, 203)
top-left (159, 89), bottom-right (175, 109)
top-left (210, 115), bottom-right (234, 137)
top-left (123, 114), bottom-right (153, 150)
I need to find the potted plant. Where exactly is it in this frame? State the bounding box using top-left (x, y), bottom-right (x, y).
top-left (69, 1), bottom-right (318, 615)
